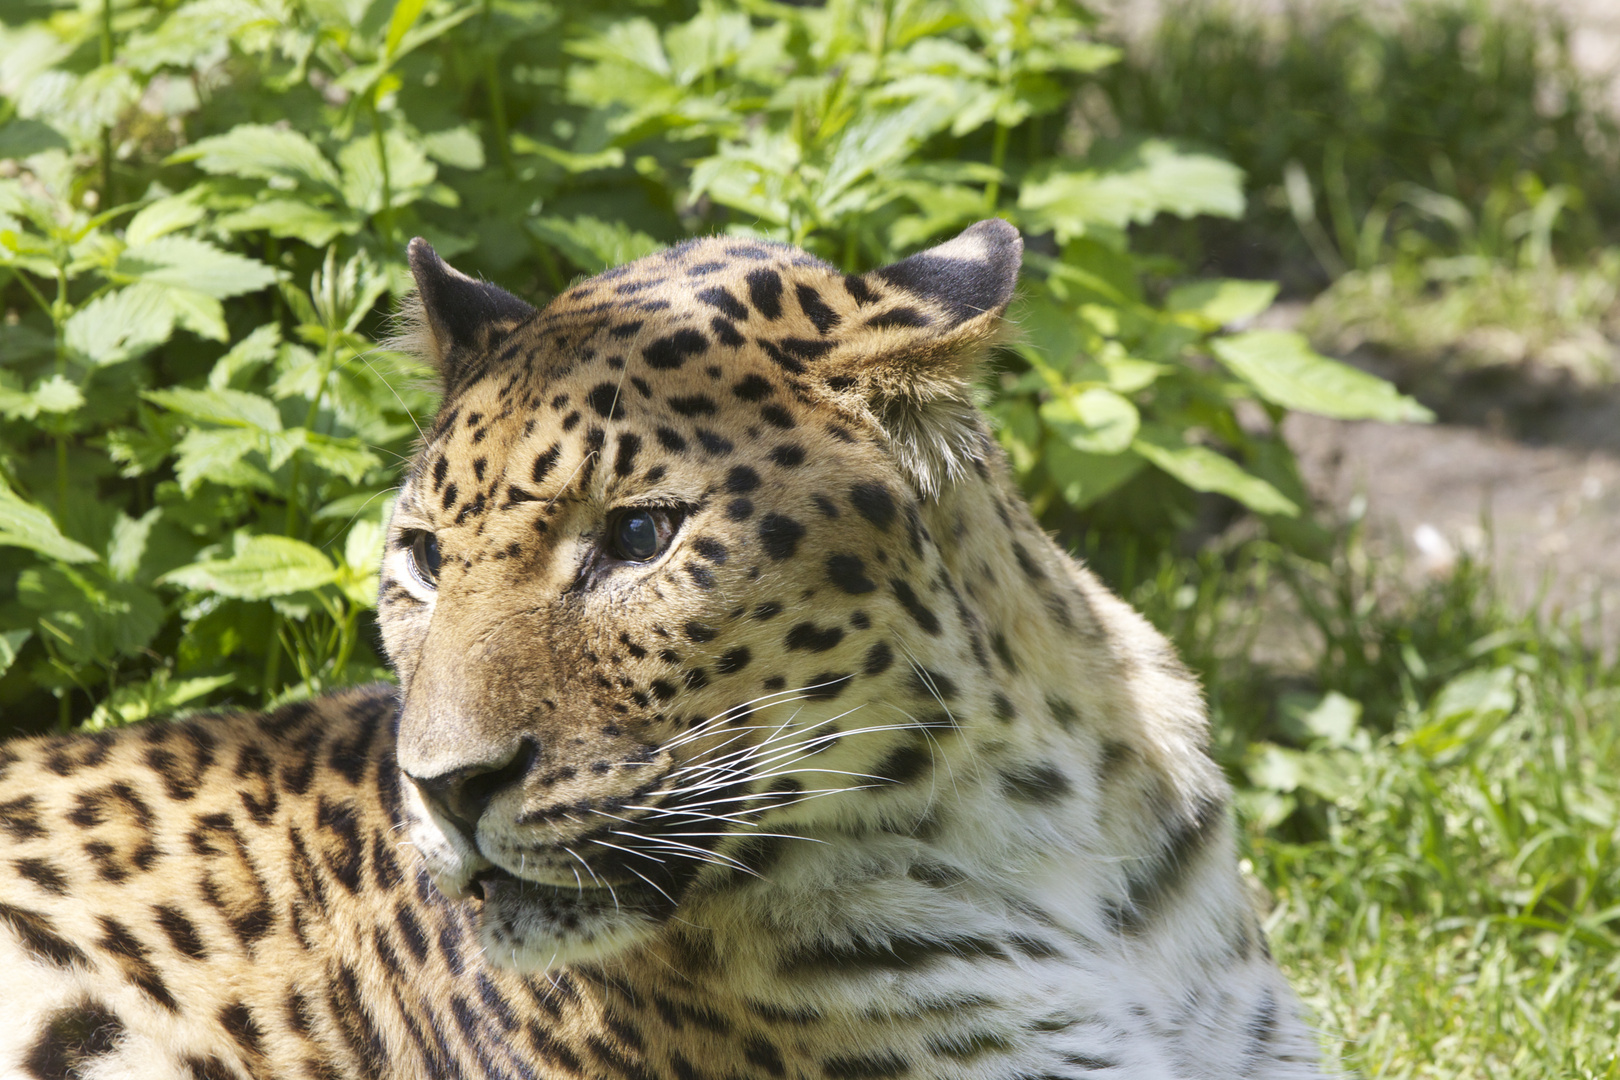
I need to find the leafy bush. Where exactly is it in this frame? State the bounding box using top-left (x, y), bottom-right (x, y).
top-left (0, 0), bottom-right (1421, 732)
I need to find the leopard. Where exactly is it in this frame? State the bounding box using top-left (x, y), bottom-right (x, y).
top-left (0, 219), bottom-right (1323, 1079)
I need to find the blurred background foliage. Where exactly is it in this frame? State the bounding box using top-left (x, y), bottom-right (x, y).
top-left (1, 0), bottom-right (1617, 1073)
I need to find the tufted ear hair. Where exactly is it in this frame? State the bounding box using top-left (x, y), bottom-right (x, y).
top-left (819, 218), bottom-right (1022, 497)
top-left (393, 238), bottom-right (536, 376)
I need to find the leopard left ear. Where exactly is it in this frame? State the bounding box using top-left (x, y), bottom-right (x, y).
top-left (820, 219), bottom-right (1022, 496)
top-left (393, 238), bottom-right (536, 377)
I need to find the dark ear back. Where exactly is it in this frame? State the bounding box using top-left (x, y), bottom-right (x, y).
top-left (396, 237), bottom-right (536, 373)
top-left (815, 219), bottom-right (1023, 496)
top-left (869, 217), bottom-right (1022, 327)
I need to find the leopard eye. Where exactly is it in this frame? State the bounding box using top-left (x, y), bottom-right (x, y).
top-left (607, 508), bottom-right (680, 563)
top-left (406, 530), bottom-right (441, 588)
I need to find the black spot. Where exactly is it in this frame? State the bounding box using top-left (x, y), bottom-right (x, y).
top-left (154, 905), bottom-right (208, 960)
top-left (826, 553), bottom-right (876, 594)
top-left (532, 444), bottom-right (561, 484)
top-left (683, 668), bottom-right (709, 691)
top-left (769, 444), bottom-right (805, 467)
top-left (795, 284), bottom-right (840, 333)
top-left (643, 329), bottom-right (708, 370)
top-left (726, 466), bottom-right (761, 493)
top-left (802, 672), bottom-right (851, 700)
top-left (613, 433), bottom-right (643, 477)
top-left (862, 642), bottom-right (893, 675)
top-left (758, 514), bottom-right (805, 560)
top-left (785, 622), bottom-right (843, 652)
top-left (890, 578), bottom-right (942, 634)
top-left (687, 563), bottom-right (716, 589)
top-left (733, 374), bottom-right (772, 401)
top-left (850, 482), bottom-right (896, 530)
top-left (752, 601), bottom-right (782, 620)
top-left (773, 336), bottom-right (835, 361)
top-left (15, 857), bottom-right (66, 895)
top-left (710, 317), bottom-right (745, 346)
top-left (725, 498), bottom-right (754, 521)
top-left (431, 455), bottom-right (448, 490)
top-left (695, 428), bottom-right (734, 455)
top-left (586, 382), bottom-right (626, 420)
top-left (0, 903), bottom-right (86, 968)
top-left (991, 692), bottom-right (1016, 723)
top-left (25, 1003), bottom-right (124, 1079)
top-left (843, 274), bottom-right (878, 305)
top-left (668, 395), bottom-right (717, 417)
top-left (990, 631), bottom-right (1018, 672)
top-left (697, 285), bottom-right (748, 320)
top-left (744, 1036), bottom-right (788, 1078)
top-left (561, 411), bottom-right (582, 432)
top-left (865, 305), bottom-right (930, 329)
top-left (909, 668), bottom-right (957, 700)
top-left (610, 320), bottom-right (643, 338)
top-left (745, 269), bottom-right (784, 319)
top-left (440, 482), bottom-right (458, 511)
top-left (1011, 541), bottom-right (1047, 583)
top-left (684, 621), bottom-right (719, 643)
top-left (656, 427), bottom-right (688, 452)
top-left (1108, 793), bottom-right (1227, 935)
top-left (760, 405), bottom-right (795, 431)
top-left (1000, 764), bottom-right (1074, 805)
top-left (875, 741), bottom-right (930, 786)
top-left (1046, 694), bottom-right (1080, 731)
top-left (692, 537), bottom-right (728, 563)
top-left (715, 647), bottom-right (751, 674)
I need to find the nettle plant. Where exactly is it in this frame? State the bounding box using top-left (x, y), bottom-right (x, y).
top-left (0, 0), bottom-right (1424, 732)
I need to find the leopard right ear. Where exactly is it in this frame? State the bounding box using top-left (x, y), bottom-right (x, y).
top-left (393, 238), bottom-right (536, 375)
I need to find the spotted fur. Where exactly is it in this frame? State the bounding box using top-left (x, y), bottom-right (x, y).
top-left (0, 221), bottom-right (1321, 1078)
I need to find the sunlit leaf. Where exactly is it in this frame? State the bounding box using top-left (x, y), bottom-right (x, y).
top-left (168, 124), bottom-right (342, 194)
top-left (1020, 138), bottom-right (1245, 241)
top-left (0, 482), bottom-right (99, 563)
top-left (1210, 330), bottom-right (1433, 422)
top-left (64, 282), bottom-right (176, 366)
top-left (160, 534), bottom-right (339, 599)
top-left (527, 215), bottom-right (662, 272)
top-left (117, 237), bottom-right (280, 299)
top-left (1166, 279), bottom-right (1278, 327)
top-left (144, 386), bottom-right (283, 431)
top-left (1131, 427), bottom-right (1299, 516)
top-left (1040, 386), bottom-right (1139, 454)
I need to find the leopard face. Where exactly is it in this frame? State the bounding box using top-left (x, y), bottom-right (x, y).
top-left (382, 222), bottom-right (1024, 967)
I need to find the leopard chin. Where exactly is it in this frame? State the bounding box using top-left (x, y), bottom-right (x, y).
top-left (471, 867), bottom-right (668, 969)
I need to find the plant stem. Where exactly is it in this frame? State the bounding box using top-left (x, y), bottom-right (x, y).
top-left (481, 0), bottom-right (515, 179)
top-left (984, 121), bottom-right (1010, 211)
top-left (371, 106), bottom-right (395, 247)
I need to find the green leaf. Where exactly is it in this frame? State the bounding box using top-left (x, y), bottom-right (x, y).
top-left (64, 282), bottom-right (176, 366)
top-left (1210, 330), bottom-right (1434, 422)
top-left (107, 509), bottom-right (161, 583)
top-left (0, 119), bottom-right (68, 158)
top-left (160, 534), bottom-right (339, 599)
top-left (144, 386), bottom-right (283, 431)
top-left (1039, 386), bottom-right (1139, 454)
top-left (1131, 428), bottom-right (1299, 516)
top-left (1166, 279), bottom-right (1279, 327)
top-left (85, 672), bottom-right (234, 730)
top-left (168, 124), bottom-right (342, 195)
top-left (301, 432), bottom-right (382, 483)
top-left (125, 189), bottom-right (209, 246)
top-left (170, 428), bottom-right (274, 493)
top-left (118, 237), bottom-right (279, 299)
top-left (421, 126), bottom-right (485, 170)
top-left (19, 566), bottom-right (166, 666)
top-left (0, 481), bottom-right (100, 563)
top-left (338, 130), bottom-right (437, 213)
top-left (208, 324), bottom-right (283, 390)
top-left (384, 0), bottom-right (430, 58)
top-left (214, 199), bottom-right (363, 246)
top-left (510, 134), bottom-right (624, 173)
top-left (527, 215), bottom-right (662, 272)
top-left (1042, 438), bottom-right (1145, 509)
top-left (0, 373), bottom-right (85, 419)
top-left (1019, 138), bottom-right (1245, 242)
top-left (0, 629), bottom-right (31, 678)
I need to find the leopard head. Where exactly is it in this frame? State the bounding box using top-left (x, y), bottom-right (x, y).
top-left (381, 221), bottom-right (1022, 968)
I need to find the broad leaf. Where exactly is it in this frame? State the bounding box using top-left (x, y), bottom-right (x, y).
top-left (528, 215), bottom-right (662, 272)
top-left (1040, 386), bottom-right (1139, 454)
top-left (118, 237), bottom-right (279, 299)
top-left (18, 566), bottom-right (166, 666)
top-left (1020, 138), bottom-right (1245, 241)
top-left (0, 482), bottom-right (100, 563)
top-left (1166, 279), bottom-right (1278, 327)
top-left (1131, 428), bottom-right (1299, 516)
top-left (64, 282), bottom-right (176, 366)
top-left (215, 200), bottom-right (363, 246)
top-left (169, 124), bottom-right (342, 195)
top-left (161, 534), bottom-right (339, 599)
top-left (144, 386), bottom-right (282, 431)
top-left (1210, 331), bottom-right (1433, 422)
top-left (0, 629), bottom-right (31, 678)
top-left (85, 672), bottom-right (235, 730)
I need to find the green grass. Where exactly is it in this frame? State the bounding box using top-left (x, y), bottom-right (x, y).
top-left (1111, 533), bottom-right (1620, 1076)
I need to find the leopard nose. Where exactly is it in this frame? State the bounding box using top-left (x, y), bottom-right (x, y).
top-left (408, 739), bottom-right (539, 836)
